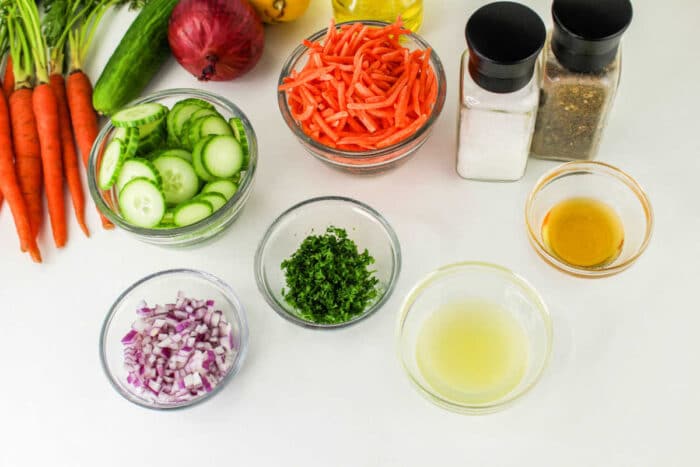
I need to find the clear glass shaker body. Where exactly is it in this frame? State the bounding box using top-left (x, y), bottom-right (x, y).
top-left (457, 51), bottom-right (540, 182)
top-left (530, 40), bottom-right (621, 161)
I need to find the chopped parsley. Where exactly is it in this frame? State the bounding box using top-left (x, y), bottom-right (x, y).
top-left (281, 226), bottom-right (380, 324)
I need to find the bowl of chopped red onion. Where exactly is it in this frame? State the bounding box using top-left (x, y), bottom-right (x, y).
top-left (99, 269), bottom-right (249, 410)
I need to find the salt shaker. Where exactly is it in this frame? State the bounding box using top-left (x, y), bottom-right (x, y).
top-left (530, 0), bottom-right (633, 161)
top-left (457, 1), bottom-right (545, 182)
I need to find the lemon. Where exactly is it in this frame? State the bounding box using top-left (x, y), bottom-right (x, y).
top-left (249, 0), bottom-right (311, 23)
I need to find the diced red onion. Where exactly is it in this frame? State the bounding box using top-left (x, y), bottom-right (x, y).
top-left (121, 293), bottom-right (236, 404)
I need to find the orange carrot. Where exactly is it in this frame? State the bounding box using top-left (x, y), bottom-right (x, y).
top-left (280, 19), bottom-right (438, 152)
top-left (3, 57), bottom-right (13, 98)
top-left (9, 87), bottom-right (43, 239)
top-left (33, 83), bottom-right (67, 247)
top-left (66, 70), bottom-right (113, 229)
top-left (50, 74), bottom-right (89, 237)
top-left (0, 89), bottom-right (41, 262)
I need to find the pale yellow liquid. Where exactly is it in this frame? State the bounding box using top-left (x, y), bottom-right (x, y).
top-left (332, 0), bottom-right (424, 32)
top-left (416, 300), bottom-right (529, 405)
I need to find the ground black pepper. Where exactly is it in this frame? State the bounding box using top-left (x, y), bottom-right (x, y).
top-left (530, 49), bottom-right (619, 161)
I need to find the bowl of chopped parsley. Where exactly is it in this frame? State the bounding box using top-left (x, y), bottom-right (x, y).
top-left (254, 196), bottom-right (402, 329)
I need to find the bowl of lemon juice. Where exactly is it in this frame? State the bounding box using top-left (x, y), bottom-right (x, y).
top-left (397, 262), bottom-right (552, 414)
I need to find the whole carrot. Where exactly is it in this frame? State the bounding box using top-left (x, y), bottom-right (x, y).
top-left (50, 73), bottom-right (89, 237)
top-left (66, 70), bottom-right (97, 169)
top-left (33, 83), bottom-right (67, 248)
top-left (2, 56), bottom-right (13, 97)
top-left (9, 87), bottom-right (43, 239)
top-left (18, 0), bottom-right (68, 247)
top-left (0, 88), bottom-right (41, 262)
top-left (67, 70), bottom-right (113, 229)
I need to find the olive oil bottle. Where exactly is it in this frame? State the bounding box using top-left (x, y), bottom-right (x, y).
top-left (542, 197), bottom-right (624, 268)
top-left (416, 300), bottom-right (528, 405)
top-left (331, 0), bottom-right (423, 32)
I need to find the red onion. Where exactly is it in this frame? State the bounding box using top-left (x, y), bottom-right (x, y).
top-left (168, 0), bottom-right (265, 81)
top-left (122, 292), bottom-right (236, 403)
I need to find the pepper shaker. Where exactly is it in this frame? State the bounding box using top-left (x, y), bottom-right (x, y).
top-left (457, 1), bottom-right (546, 182)
top-left (530, 0), bottom-right (633, 161)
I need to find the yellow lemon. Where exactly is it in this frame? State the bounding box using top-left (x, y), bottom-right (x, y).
top-left (249, 0), bottom-right (311, 23)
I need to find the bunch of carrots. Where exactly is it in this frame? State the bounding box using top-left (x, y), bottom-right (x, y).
top-left (0, 0), bottom-right (134, 263)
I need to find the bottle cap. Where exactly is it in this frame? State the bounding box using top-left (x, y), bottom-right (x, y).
top-left (465, 1), bottom-right (546, 93)
top-left (551, 0), bottom-right (633, 73)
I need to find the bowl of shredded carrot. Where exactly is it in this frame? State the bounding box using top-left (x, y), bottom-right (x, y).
top-left (278, 19), bottom-right (446, 174)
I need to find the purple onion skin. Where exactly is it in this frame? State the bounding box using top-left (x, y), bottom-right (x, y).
top-left (168, 0), bottom-right (265, 81)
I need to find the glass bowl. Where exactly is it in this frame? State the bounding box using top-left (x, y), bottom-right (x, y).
top-left (525, 161), bottom-right (653, 278)
top-left (255, 196), bottom-right (401, 329)
top-left (397, 262), bottom-right (552, 414)
top-left (277, 20), bottom-right (447, 174)
top-left (99, 269), bottom-right (249, 410)
top-left (87, 88), bottom-right (258, 247)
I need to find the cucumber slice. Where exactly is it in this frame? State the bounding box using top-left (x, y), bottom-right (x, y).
top-left (167, 99), bottom-right (214, 146)
top-left (201, 135), bottom-right (244, 178)
top-left (198, 192), bottom-right (227, 212)
top-left (161, 210), bottom-right (175, 225)
top-left (112, 103), bottom-right (168, 128)
top-left (173, 199), bottom-right (213, 227)
top-left (113, 127), bottom-right (127, 141)
top-left (152, 155), bottom-right (199, 205)
top-left (118, 178), bottom-right (165, 228)
top-left (192, 137), bottom-right (216, 182)
top-left (191, 108), bottom-right (221, 120)
top-left (201, 179), bottom-right (238, 199)
top-left (99, 139), bottom-right (127, 190)
top-left (199, 115), bottom-right (233, 138)
top-left (124, 127), bottom-right (140, 159)
top-left (157, 148), bottom-right (192, 163)
top-left (187, 115), bottom-right (232, 149)
top-left (116, 158), bottom-right (161, 194)
top-left (180, 108), bottom-right (220, 145)
top-left (139, 116), bottom-right (166, 138)
top-left (229, 117), bottom-right (250, 170)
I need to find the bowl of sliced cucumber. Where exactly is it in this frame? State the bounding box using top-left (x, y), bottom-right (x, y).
top-left (88, 88), bottom-right (257, 247)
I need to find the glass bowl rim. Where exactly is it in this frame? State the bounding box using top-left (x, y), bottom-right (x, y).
top-left (396, 261), bottom-right (553, 414)
top-left (87, 88), bottom-right (258, 237)
top-left (99, 268), bottom-right (250, 410)
top-left (254, 195), bottom-right (402, 330)
top-left (525, 160), bottom-right (654, 278)
top-left (277, 20), bottom-right (447, 168)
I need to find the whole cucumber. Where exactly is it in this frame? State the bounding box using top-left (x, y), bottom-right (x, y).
top-left (93, 0), bottom-right (179, 116)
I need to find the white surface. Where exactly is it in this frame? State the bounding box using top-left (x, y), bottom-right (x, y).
top-left (1, 1), bottom-right (698, 466)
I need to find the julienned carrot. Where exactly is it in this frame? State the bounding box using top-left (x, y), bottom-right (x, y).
top-left (33, 83), bottom-right (67, 248)
top-left (66, 70), bottom-right (113, 229)
top-left (3, 56), bottom-right (13, 97)
top-left (9, 88), bottom-right (43, 239)
top-left (0, 89), bottom-right (41, 262)
top-left (50, 73), bottom-right (89, 237)
top-left (279, 18), bottom-right (437, 151)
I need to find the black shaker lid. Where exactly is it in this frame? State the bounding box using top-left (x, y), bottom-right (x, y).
top-left (465, 1), bottom-right (546, 93)
top-left (551, 0), bottom-right (633, 73)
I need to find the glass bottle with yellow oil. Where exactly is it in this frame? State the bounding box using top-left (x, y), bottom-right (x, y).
top-left (332, 0), bottom-right (423, 32)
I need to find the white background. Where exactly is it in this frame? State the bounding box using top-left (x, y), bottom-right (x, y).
top-left (1, 0), bottom-right (698, 466)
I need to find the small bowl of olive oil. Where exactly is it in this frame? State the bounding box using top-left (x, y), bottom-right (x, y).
top-left (397, 262), bottom-right (552, 414)
top-left (526, 161), bottom-right (653, 278)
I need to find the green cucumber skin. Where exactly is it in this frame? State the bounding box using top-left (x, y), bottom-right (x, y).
top-left (92, 0), bottom-right (179, 116)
